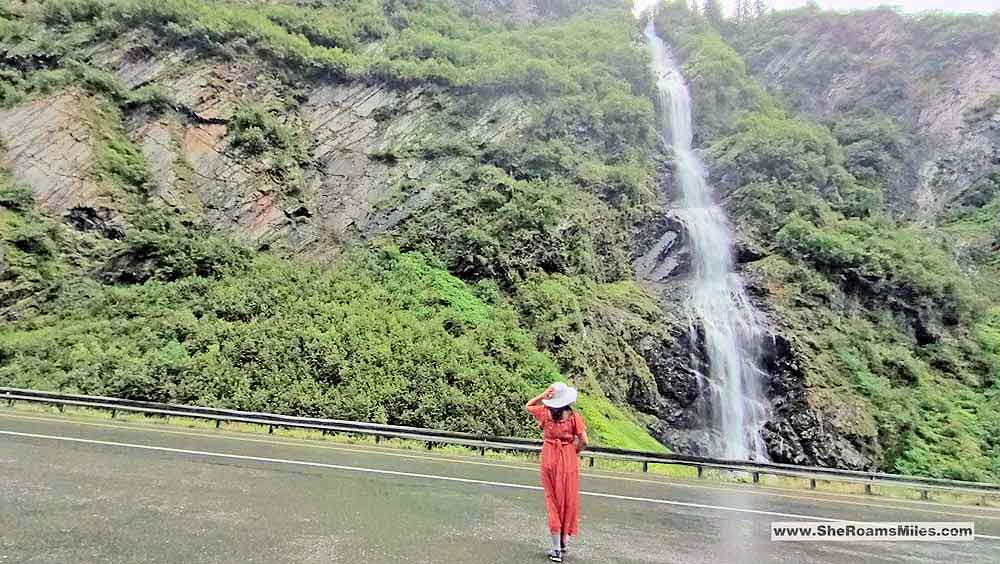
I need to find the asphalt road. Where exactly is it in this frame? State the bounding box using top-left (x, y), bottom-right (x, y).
top-left (1, 410), bottom-right (998, 563)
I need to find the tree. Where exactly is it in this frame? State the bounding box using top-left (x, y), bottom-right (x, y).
top-left (702, 0), bottom-right (723, 27)
top-left (754, 0), bottom-right (767, 18)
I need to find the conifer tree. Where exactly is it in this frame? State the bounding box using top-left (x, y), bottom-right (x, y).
top-left (703, 0), bottom-right (723, 27)
top-left (754, 0), bottom-right (767, 18)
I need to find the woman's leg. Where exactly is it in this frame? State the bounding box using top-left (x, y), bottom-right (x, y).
top-left (559, 446), bottom-right (581, 537)
top-left (541, 447), bottom-right (563, 537)
top-left (542, 466), bottom-right (562, 535)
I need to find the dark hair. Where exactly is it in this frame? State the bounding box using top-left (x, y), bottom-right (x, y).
top-left (548, 405), bottom-right (571, 421)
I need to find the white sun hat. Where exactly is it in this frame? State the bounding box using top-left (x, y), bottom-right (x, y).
top-left (542, 382), bottom-right (578, 408)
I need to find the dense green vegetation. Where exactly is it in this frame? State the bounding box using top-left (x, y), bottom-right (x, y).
top-left (0, 178), bottom-right (65, 315)
top-left (0, 182), bottom-right (658, 445)
top-left (1, 245), bottom-right (553, 434)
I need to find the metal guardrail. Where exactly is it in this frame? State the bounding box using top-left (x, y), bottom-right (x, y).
top-left (3, 387), bottom-right (999, 501)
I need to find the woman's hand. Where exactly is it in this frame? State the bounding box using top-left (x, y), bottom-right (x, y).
top-left (526, 384), bottom-right (556, 409)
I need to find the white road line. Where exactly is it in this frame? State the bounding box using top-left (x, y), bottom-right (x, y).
top-left (5, 410), bottom-right (999, 522)
top-left (3, 429), bottom-right (999, 542)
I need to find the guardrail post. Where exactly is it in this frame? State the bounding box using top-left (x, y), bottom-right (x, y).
top-left (8, 387), bottom-right (998, 501)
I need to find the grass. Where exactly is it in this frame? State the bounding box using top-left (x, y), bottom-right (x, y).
top-left (3, 400), bottom-right (996, 508)
top-left (575, 394), bottom-right (667, 453)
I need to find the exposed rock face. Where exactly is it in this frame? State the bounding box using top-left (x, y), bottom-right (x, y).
top-left (302, 82), bottom-right (528, 245)
top-left (0, 92), bottom-right (107, 215)
top-left (758, 332), bottom-right (880, 469)
top-left (730, 9), bottom-right (1000, 220)
top-left (2, 44), bottom-right (529, 259)
top-left (65, 206), bottom-right (125, 239)
top-left (632, 210), bottom-right (690, 283)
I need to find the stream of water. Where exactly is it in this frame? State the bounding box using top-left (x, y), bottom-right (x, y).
top-left (641, 15), bottom-right (769, 461)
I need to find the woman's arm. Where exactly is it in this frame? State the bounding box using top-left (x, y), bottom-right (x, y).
top-left (525, 385), bottom-right (555, 409)
top-left (574, 430), bottom-right (589, 453)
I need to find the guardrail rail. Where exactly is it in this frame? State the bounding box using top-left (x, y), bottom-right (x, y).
top-left (3, 387), bottom-right (999, 503)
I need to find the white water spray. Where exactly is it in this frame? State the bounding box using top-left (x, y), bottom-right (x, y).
top-left (639, 15), bottom-right (769, 461)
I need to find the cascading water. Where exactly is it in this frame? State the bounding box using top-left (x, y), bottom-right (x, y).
top-left (638, 13), bottom-right (769, 461)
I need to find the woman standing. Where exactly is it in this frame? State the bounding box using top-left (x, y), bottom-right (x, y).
top-left (526, 383), bottom-right (589, 562)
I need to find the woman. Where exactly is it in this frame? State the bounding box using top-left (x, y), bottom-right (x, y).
top-left (525, 382), bottom-right (588, 562)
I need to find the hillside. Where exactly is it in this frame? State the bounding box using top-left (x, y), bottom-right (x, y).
top-left (0, 0), bottom-right (673, 451)
top-left (649, 2), bottom-right (999, 479)
top-left (1, 0), bottom-right (999, 479)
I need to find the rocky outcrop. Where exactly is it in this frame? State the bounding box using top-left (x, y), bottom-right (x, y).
top-left (730, 9), bottom-right (1000, 220)
top-left (758, 333), bottom-right (881, 469)
top-left (65, 206), bottom-right (125, 239)
top-left (0, 92), bottom-right (107, 215)
top-left (632, 210), bottom-right (690, 283)
top-left (302, 82), bottom-right (528, 245)
top-left (1, 44), bottom-right (530, 259)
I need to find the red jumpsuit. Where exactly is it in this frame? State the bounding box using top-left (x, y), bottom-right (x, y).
top-left (527, 405), bottom-right (586, 536)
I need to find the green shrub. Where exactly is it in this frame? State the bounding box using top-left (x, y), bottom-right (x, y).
top-left (100, 134), bottom-right (149, 191)
top-left (0, 181), bottom-right (64, 312)
top-left (829, 112), bottom-right (903, 191)
top-left (0, 181), bottom-right (35, 212)
top-left (777, 213), bottom-right (974, 321)
top-left (709, 110), bottom-right (852, 196)
top-left (228, 103), bottom-right (307, 180)
top-left (975, 308), bottom-right (1000, 386)
top-left (40, 0), bottom-right (107, 26)
top-left (398, 166), bottom-right (603, 285)
top-left (101, 210), bottom-right (251, 283)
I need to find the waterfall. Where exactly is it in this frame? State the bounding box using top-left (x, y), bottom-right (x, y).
top-left (640, 16), bottom-right (769, 461)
